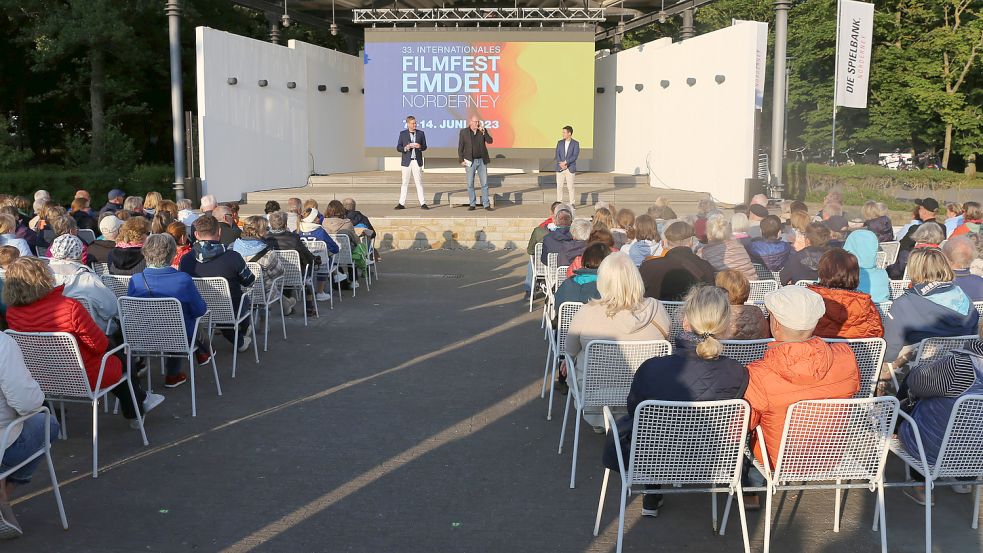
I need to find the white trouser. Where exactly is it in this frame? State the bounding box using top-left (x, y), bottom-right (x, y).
top-left (556, 169), bottom-right (576, 203)
top-left (400, 160), bottom-right (425, 206)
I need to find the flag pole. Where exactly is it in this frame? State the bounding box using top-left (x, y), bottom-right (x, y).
top-left (831, 0), bottom-right (842, 164)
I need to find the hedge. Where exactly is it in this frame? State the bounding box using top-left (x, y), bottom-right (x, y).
top-left (0, 165), bottom-right (175, 204)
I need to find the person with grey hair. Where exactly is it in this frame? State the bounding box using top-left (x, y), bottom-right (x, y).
top-left (888, 221), bottom-right (946, 280)
top-left (540, 209), bottom-right (585, 266)
top-left (128, 233), bottom-right (211, 387)
top-left (698, 215), bottom-right (756, 280)
top-left (176, 198), bottom-right (198, 226)
top-left (123, 196), bottom-right (145, 217)
top-left (266, 211), bottom-right (317, 316)
top-left (211, 204), bottom-right (241, 246)
top-left (944, 236), bottom-right (983, 300)
top-left (285, 198), bottom-right (302, 231)
top-left (342, 197), bottom-right (375, 235)
top-left (48, 234), bottom-right (118, 332)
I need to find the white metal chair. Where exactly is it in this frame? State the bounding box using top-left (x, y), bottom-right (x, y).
top-left (725, 397), bottom-right (900, 553)
top-left (596, 401), bottom-right (752, 553)
top-left (822, 337), bottom-right (887, 398)
top-left (914, 335), bottom-right (979, 365)
top-left (752, 263), bottom-right (778, 282)
top-left (887, 395), bottom-right (983, 553)
top-left (271, 249), bottom-right (316, 326)
top-left (545, 253), bottom-right (559, 290)
top-left (529, 242), bottom-right (548, 312)
top-left (91, 262), bottom-right (109, 276)
top-left (720, 339), bottom-right (773, 366)
top-left (880, 241), bottom-right (900, 265)
top-left (662, 301), bottom-right (685, 342)
top-left (329, 233), bottom-right (367, 297)
top-left (560, 339), bottom-right (673, 488)
top-left (76, 229), bottom-right (96, 244)
top-left (747, 280), bottom-right (778, 304)
top-left (542, 302), bottom-right (583, 421)
top-left (192, 277), bottom-right (257, 378)
top-left (300, 238), bottom-right (335, 310)
top-left (974, 301), bottom-right (983, 319)
top-left (246, 262), bottom-right (286, 351)
top-left (118, 297), bottom-right (221, 417)
top-left (362, 234), bottom-right (379, 285)
top-left (875, 250), bottom-right (888, 269)
top-left (100, 274), bottom-right (132, 298)
top-left (889, 279), bottom-right (911, 300)
top-left (875, 301), bottom-right (892, 320)
top-left (4, 330), bottom-right (148, 478)
top-left (539, 253), bottom-right (561, 334)
top-left (555, 266), bottom-right (569, 289)
top-left (0, 406), bottom-right (68, 532)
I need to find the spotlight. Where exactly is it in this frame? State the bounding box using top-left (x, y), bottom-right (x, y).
top-left (330, 23), bottom-right (338, 36)
top-left (634, 83), bottom-right (644, 91)
top-left (317, 84), bottom-right (327, 92)
top-left (715, 74), bottom-right (726, 84)
top-left (340, 86), bottom-right (349, 93)
top-left (660, 80), bottom-right (670, 89)
top-left (686, 77), bottom-right (696, 86)
top-left (258, 79), bottom-right (268, 87)
top-left (615, 85), bottom-right (624, 93)
top-left (281, 14), bottom-right (291, 27)
top-left (596, 87), bottom-right (605, 94)
top-left (227, 77), bottom-right (237, 85)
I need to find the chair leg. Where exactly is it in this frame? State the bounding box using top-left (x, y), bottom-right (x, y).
top-left (263, 304), bottom-right (270, 352)
top-left (712, 491), bottom-right (719, 532)
top-left (59, 402), bottom-right (67, 440)
top-left (541, 341), bottom-right (554, 399)
top-left (127, 379), bottom-right (149, 447)
top-left (764, 488), bottom-right (773, 553)
top-left (925, 483), bottom-right (932, 553)
top-left (569, 407), bottom-right (582, 489)
top-left (91, 400), bottom-right (98, 478)
top-left (834, 480), bottom-right (842, 532)
top-left (279, 298), bottom-right (287, 340)
top-left (231, 326), bottom-right (240, 378)
top-left (301, 286), bottom-right (309, 326)
top-left (594, 468), bottom-right (610, 536)
top-left (45, 447), bottom-right (68, 529)
top-left (558, 391), bottom-right (573, 454)
top-left (251, 318), bottom-right (259, 363)
top-left (877, 482), bottom-right (887, 553)
top-left (973, 485), bottom-right (981, 529)
top-left (187, 353), bottom-right (198, 417)
top-left (546, 353), bottom-right (557, 421)
top-left (735, 489), bottom-right (751, 553)
top-left (721, 492), bottom-right (733, 535)
top-left (311, 283), bottom-right (320, 319)
top-left (615, 486), bottom-right (628, 553)
top-left (210, 353), bottom-right (222, 396)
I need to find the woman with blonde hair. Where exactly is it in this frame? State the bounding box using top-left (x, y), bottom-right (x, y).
top-left (884, 248), bottom-right (980, 364)
top-left (592, 207), bottom-right (614, 232)
top-left (715, 269), bottom-right (770, 340)
top-left (789, 210), bottom-right (811, 251)
top-left (619, 214), bottom-right (662, 266)
top-left (143, 191), bottom-right (163, 217)
top-left (601, 284), bottom-right (749, 517)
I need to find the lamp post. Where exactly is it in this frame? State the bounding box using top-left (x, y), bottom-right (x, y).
top-left (166, 0), bottom-right (186, 202)
top-left (769, 0), bottom-right (791, 199)
top-left (680, 6), bottom-right (695, 40)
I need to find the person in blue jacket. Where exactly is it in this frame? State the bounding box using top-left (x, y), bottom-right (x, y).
top-left (128, 233), bottom-right (210, 388)
top-left (746, 215), bottom-right (791, 272)
top-left (843, 229), bottom-right (890, 303)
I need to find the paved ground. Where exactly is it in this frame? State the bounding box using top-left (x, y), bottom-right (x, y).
top-left (6, 250), bottom-right (983, 552)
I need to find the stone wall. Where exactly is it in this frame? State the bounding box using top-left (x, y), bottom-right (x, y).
top-left (373, 217), bottom-right (541, 251)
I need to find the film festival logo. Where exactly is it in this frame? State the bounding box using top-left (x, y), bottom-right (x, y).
top-left (400, 44), bottom-right (503, 114)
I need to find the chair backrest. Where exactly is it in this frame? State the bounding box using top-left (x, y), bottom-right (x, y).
top-left (547, 253), bottom-right (558, 278)
top-left (974, 301), bottom-right (983, 319)
top-left (555, 266), bottom-right (569, 289)
top-left (245, 262), bottom-right (268, 304)
top-left (556, 302), bottom-right (584, 355)
top-left (581, 339), bottom-right (673, 408)
top-left (889, 279), bottom-right (910, 300)
top-left (3, 331), bottom-right (94, 399)
top-left (91, 262), bottom-right (110, 276)
top-left (934, 395), bottom-right (983, 478)
top-left (752, 263), bottom-right (777, 282)
top-left (301, 239), bottom-right (332, 275)
top-left (626, 399), bottom-right (751, 486)
top-left (662, 301), bottom-right (685, 342)
top-left (192, 277), bottom-right (237, 324)
top-left (822, 338), bottom-right (886, 399)
top-left (747, 280), bottom-right (778, 304)
top-left (874, 301), bottom-right (892, 318)
top-left (329, 233), bottom-right (353, 265)
top-left (73, 297), bottom-right (99, 325)
top-left (915, 335), bottom-right (979, 364)
top-left (720, 339), bottom-right (774, 366)
top-left (879, 241), bottom-right (900, 265)
top-left (100, 274), bottom-right (132, 298)
top-left (77, 229), bottom-right (96, 244)
top-left (532, 242), bottom-right (547, 278)
top-left (875, 251), bottom-right (888, 269)
top-left (117, 296), bottom-right (191, 354)
top-left (772, 397), bottom-right (899, 484)
top-left (270, 250), bottom-right (304, 288)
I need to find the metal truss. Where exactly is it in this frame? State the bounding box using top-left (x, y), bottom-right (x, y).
top-left (353, 7), bottom-right (606, 24)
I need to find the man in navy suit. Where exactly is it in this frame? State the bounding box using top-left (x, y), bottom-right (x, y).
top-left (555, 125), bottom-right (580, 204)
top-left (395, 115), bottom-right (429, 210)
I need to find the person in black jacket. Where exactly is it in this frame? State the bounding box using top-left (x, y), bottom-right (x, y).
top-left (779, 222), bottom-right (831, 284)
top-left (639, 221), bottom-right (715, 300)
top-left (266, 211), bottom-right (318, 316)
top-left (342, 198), bottom-right (375, 234)
top-left (603, 285), bottom-right (749, 518)
top-left (458, 115), bottom-right (494, 211)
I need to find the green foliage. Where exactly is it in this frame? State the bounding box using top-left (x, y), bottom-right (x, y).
top-left (0, 164), bottom-right (175, 204)
top-left (63, 124), bottom-right (140, 173)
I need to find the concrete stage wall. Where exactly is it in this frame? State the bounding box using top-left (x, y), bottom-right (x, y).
top-left (196, 23), bottom-right (763, 204)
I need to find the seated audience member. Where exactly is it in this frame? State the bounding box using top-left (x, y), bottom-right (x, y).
top-left (747, 202), bottom-right (769, 238)
top-left (555, 242), bottom-right (611, 316)
top-left (731, 212), bottom-right (752, 248)
top-left (525, 203), bottom-right (565, 296)
top-left (0, 206), bottom-right (36, 252)
top-left (744, 286), bottom-right (861, 468)
top-left (620, 214), bottom-right (662, 266)
top-left (897, 324), bottom-right (983, 504)
top-left (180, 215), bottom-right (255, 351)
top-left (780, 222), bottom-right (832, 285)
top-left (0, 215), bottom-right (32, 258)
top-left (715, 269), bottom-right (770, 340)
top-left (3, 257), bottom-right (162, 425)
top-left (263, 201), bottom-right (281, 219)
top-left (232, 216), bottom-right (296, 313)
top-left (885, 248), bottom-right (980, 364)
top-left (89, 215), bottom-right (123, 264)
top-left (566, 228), bottom-right (616, 277)
top-left (887, 221), bottom-right (945, 280)
top-left (698, 215), bottom-right (756, 280)
top-left (128, 234), bottom-right (212, 388)
top-left (298, 208), bottom-right (341, 302)
top-left (0, 331), bottom-right (61, 537)
top-left (167, 222), bottom-right (192, 268)
top-left (641, 221), bottom-right (715, 301)
top-left (611, 209), bottom-right (635, 249)
top-left (342, 198), bottom-right (375, 236)
top-left (944, 236), bottom-right (983, 301)
top-left (212, 204), bottom-right (241, 246)
top-left (564, 253), bottom-right (670, 412)
top-left (97, 189), bottom-right (125, 220)
top-left (951, 201), bottom-right (982, 237)
top-left (0, 246), bottom-right (20, 316)
top-left (693, 198), bottom-right (716, 243)
top-left (540, 209), bottom-right (578, 266)
top-left (108, 217), bottom-right (149, 275)
top-left (807, 248), bottom-right (883, 339)
top-left (123, 196), bottom-right (145, 219)
top-left (592, 207), bottom-right (614, 232)
top-left (69, 197), bottom-right (98, 234)
top-left (199, 195), bottom-right (217, 216)
top-left (602, 285), bottom-right (749, 517)
top-left (820, 202), bottom-right (849, 239)
top-left (944, 202), bottom-right (965, 237)
top-left (647, 197), bottom-right (677, 221)
top-left (45, 216), bottom-right (90, 264)
top-left (176, 199), bottom-right (198, 226)
top-left (322, 200), bottom-right (360, 252)
top-left (747, 215), bottom-right (792, 272)
top-left (157, 200), bottom-right (178, 221)
top-left (285, 197), bottom-right (303, 231)
top-left (150, 211), bottom-right (175, 235)
top-left (843, 229), bottom-right (890, 303)
top-left (862, 200), bottom-right (895, 242)
top-left (898, 197), bottom-right (941, 247)
top-left (788, 210), bottom-right (811, 252)
top-left (142, 192), bottom-right (162, 217)
top-left (267, 212), bottom-right (315, 273)
top-left (48, 235), bottom-right (118, 332)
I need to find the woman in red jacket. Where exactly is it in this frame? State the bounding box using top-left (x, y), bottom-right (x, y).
top-left (2, 257), bottom-right (162, 424)
top-left (807, 248), bottom-right (884, 339)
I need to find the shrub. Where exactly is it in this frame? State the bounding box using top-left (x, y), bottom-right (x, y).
top-left (0, 164), bottom-right (175, 205)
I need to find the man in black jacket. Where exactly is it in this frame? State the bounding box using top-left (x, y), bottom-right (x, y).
top-left (639, 221), bottom-right (715, 300)
top-left (98, 189), bottom-right (126, 220)
top-left (899, 197), bottom-right (943, 251)
top-left (458, 115), bottom-right (494, 211)
top-left (212, 204), bottom-right (241, 246)
top-left (342, 198), bottom-right (375, 235)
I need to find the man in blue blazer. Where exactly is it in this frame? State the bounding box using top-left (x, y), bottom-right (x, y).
top-left (395, 115), bottom-right (429, 210)
top-left (555, 125), bottom-right (580, 204)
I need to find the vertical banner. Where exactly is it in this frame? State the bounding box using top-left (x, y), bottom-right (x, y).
top-left (834, 0), bottom-right (874, 108)
top-left (733, 20), bottom-right (769, 110)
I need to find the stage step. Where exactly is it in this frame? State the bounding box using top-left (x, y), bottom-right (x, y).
top-left (307, 172), bottom-right (650, 188)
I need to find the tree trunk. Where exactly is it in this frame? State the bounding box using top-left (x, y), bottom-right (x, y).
top-left (89, 45), bottom-right (106, 167)
top-left (942, 122), bottom-right (953, 170)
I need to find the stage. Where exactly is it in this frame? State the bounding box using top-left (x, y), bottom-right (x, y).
top-left (239, 171), bottom-right (710, 250)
